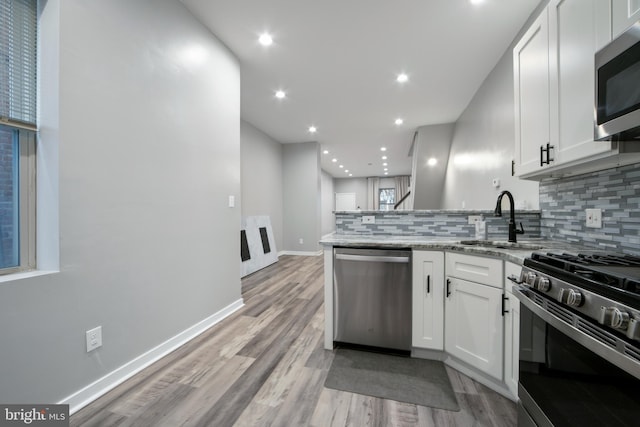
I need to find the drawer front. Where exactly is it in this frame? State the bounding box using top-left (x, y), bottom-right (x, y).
top-left (446, 253), bottom-right (503, 288)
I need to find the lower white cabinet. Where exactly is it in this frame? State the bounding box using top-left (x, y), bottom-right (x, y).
top-left (412, 251), bottom-right (444, 350)
top-left (503, 261), bottom-right (522, 398)
top-left (444, 277), bottom-right (504, 380)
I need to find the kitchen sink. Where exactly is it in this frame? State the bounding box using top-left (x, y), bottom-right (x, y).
top-left (458, 240), bottom-right (546, 250)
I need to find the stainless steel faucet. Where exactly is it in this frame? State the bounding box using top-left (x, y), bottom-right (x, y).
top-left (494, 190), bottom-right (525, 243)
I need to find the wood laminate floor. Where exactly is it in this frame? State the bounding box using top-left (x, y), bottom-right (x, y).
top-left (70, 255), bottom-right (517, 427)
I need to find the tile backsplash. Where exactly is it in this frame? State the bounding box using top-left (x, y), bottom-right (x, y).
top-left (539, 163), bottom-right (640, 255)
top-left (335, 210), bottom-right (541, 239)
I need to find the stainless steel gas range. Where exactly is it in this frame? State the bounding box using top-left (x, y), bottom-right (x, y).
top-left (512, 252), bottom-right (640, 427)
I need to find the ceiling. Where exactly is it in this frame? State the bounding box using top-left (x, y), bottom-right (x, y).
top-left (180, 0), bottom-right (540, 178)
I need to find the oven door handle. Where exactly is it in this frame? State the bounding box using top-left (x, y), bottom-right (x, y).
top-left (512, 286), bottom-right (640, 380)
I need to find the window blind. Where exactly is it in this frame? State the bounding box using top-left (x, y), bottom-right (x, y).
top-left (0, 0), bottom-right (37, 128)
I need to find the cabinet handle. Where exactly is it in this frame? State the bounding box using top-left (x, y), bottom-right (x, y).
top-left (502, 294), bottom-right (509, 316)
top-left (540, 143), bottom-right (555, 166)
top-left (511, 159), bottom-right (515, 176)
top-left (540, 145), bottom-right (544, 167)
top-left (446, 278), bottom-right (451, 298)
top-left (425, 275), bottom-right (431, 295)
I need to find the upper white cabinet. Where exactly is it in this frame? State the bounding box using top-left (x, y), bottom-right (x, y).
top-left (513, 9), bottom-right (551, 176)
top-left (514, 1), bottom-right (640, 179)
top-left (412, 251), bottom-right (444, 350)
top-left (548, 0), bottom-right (613, 165)
top-left (612, 0), bottom-right (640, 37)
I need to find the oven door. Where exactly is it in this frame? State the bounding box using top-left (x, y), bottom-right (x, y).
top-left (514, 287), bottom-right (640, 427)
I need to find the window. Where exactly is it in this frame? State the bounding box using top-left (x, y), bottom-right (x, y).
top-left (1, 0), bottom-right (38, 274)
top-left (379, 188), bottom-right (395, 211)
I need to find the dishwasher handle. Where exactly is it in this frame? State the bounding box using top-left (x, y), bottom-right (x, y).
top-left (335, 253), bottom-right (410, 264)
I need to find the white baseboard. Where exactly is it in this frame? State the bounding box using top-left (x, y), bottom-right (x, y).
top-left (278, 250), bottom-right (322, 257)
top-left (61, 298), bottom-right (244, 415)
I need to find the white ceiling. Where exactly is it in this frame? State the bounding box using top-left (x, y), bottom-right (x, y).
top-left (180, 0), bottom-right (540, 178)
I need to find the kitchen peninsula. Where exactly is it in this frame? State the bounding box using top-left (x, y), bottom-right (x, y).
top-left (320, 209), bottom-right (585, 400)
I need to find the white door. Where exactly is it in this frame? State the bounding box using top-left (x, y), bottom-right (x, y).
top-left (549, 0), bottom-right (613, 165)
top-left (612, 0), bottom-right (640, 37)
top-left (412, 251), bottom-right (444, 350)
top-left (335, 193), bottom-right (356, 211)
top-left (445, 277), bottom-right (504, 380)
top-left (514, 9), bottom-right (551, 176)
top-left (504, 290), bottom-right (520, 398)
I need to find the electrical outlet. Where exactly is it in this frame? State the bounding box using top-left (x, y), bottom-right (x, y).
top-left (586, 208), bottom-right (602, 228)
top-left (492, 178), bottom-right (500, 188)
top-left (86, 326), bottom-right (102, 352)
top-left (468, 215), bottom-right (482, 225)
top-left (362, 215), bottom-right (375, 224)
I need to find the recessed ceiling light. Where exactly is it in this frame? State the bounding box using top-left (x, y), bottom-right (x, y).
top-left (384, 172), bottom-right (389, 175)
top-left (349, 174), bottom-right (353, 177)
top-left (428, 157), bottom-right (438, 166)
top-left (383, 162), bottom-right (388, 166)
top-left (382, 156), bottom-right (388, 160)
top-left (469, 0), bottom-right (485, 4)
top-left (275, 90), bottom-right (286, 99)
top-left (309, 126), bottom-right (317, 133)
top-left (258, 33), bottom-right (273, 46)
top-left (345, 170), bottom-right (349, 173)
top-left (380, 147), bottom-right (387, 152)
top-left (395, 118), bottom-right (403, 125)
top-left (323, 150), bottom-right (329, 154)
top-left (332, 158), bottom-right (337, 163)
top-left (396, 73), bottom-right (408, 83)
top-left (339, 165), bottom-right (344, 168)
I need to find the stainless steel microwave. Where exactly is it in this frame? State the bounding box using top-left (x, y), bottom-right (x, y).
top-left (595, 21), bottom-right (640, 141)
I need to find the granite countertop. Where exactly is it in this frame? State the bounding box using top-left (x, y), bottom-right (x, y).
top-left (319, 234), bottom-right (587, 265)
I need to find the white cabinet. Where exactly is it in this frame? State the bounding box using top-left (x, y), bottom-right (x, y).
top-left (445, 253), bottom-right (503, 287)
top-left (513, 1), bottom-right (640, 180)
top-left (612, 0), bottom-right (640, 37)
top-left (412, 251), bottom-right (444, 350)
top-left (513, 9), bottom-right (551, 176)
top-left (445, 253), bottom-right (504, 381)
top-left (549, 0), bottom-right (613, 165)
top-left (445, 277), bottom-right (504, 380)
top-left (503, 261), bottom-right (522, 398)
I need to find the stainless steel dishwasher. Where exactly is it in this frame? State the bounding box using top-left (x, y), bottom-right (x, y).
top-left (333, 247), bottom-right (412, 352)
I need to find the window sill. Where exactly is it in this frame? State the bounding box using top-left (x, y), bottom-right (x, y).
top-left (0, 269), bottom-right (59, 284)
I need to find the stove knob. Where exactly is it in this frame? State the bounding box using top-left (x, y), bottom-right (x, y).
top-left (534, 277), bottom-right (551, 292)
top-left (525, 272), bottom-right (537, 285)
top-left (599, 307), bottom-right (630, 330)
top-left (558, 289), bottom-right (584, 307)
top-left (566, 289), bottom-right (583, 307)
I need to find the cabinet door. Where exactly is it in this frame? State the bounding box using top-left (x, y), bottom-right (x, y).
top-left (445, 277), bottom-right (504, 380)
top-left (612, 0), bottom-right (640, 37)
top-left (549, 0), bottom-right (613, 165)
top-left (514, 9), bottom-right (551, 176)
top-left (412, 251), bottom-right (444, 350)
top-left (504, 289), bottom-right (520, 398)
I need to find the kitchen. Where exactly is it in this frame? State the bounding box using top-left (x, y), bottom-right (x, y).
top-left (1, 0), bottom-right (639, 426)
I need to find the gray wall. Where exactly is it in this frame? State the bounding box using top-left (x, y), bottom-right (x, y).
top-left (240, 120), bottom-right (284, 251)
top-left (412, 123), bottom-right (454, 209)
top-left (441, 46), bottom-right (539, 210)
top-left (334, 177), bottom-right (368, 210)
top-left (0, 0), bottom-right (241, 404)
top-left (321, 170), bottom-right (335, 237)
top-left (282, 142), bottom-right (321, 253)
